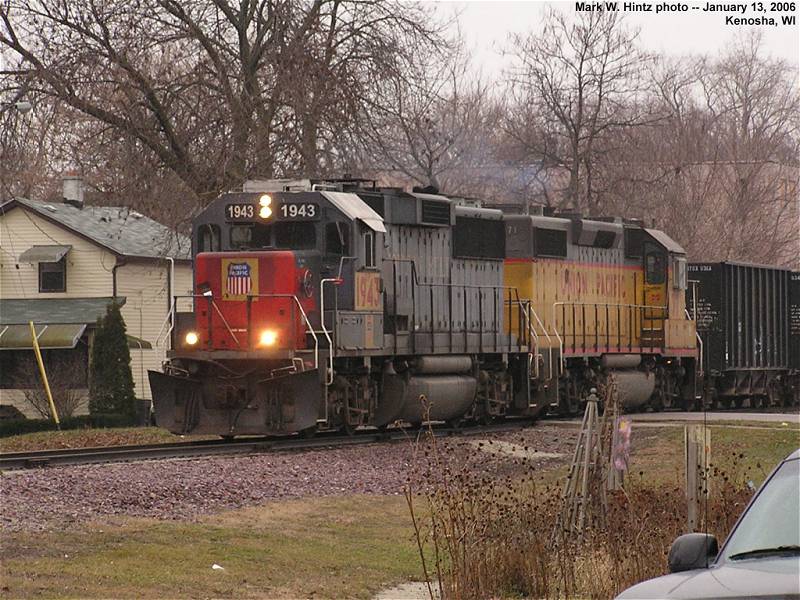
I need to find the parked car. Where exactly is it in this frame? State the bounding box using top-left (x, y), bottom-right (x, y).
top-left (617, 449), bottom-right (800, 599)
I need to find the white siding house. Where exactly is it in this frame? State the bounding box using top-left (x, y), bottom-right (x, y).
top-left (0, 193), bottom-right (191, 418)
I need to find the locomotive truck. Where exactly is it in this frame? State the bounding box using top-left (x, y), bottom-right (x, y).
top-left (149, 179), bottom-right (698, 437)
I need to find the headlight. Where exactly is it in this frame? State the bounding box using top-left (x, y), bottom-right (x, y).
top-left (258, 329), bottom-right (278, 347)
top-left (258, 194), bottom-right (273, 219)
top-left (185, 331), bottom-right (199, 346)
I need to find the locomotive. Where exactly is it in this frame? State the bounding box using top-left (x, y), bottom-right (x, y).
top-left (149, 178), bottom-right (699, 437)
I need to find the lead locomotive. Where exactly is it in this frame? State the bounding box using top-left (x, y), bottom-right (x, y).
top-left (149, 178), bottom-right (699, 437)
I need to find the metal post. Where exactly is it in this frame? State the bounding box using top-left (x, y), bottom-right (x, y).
top-left (246, 295), bottom-right (252, 350)
top-left (206, 295), bottom-right (213, 347)
top-left (29, 322), bottom-right (60, 427)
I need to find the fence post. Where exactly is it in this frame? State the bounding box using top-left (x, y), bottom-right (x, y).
top-left (685, 424), bottom-right (711, 531)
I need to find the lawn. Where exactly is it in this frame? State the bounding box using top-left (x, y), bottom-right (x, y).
top-left (0, 427), bottom-right (212, 453)
top-left (0, 495), bottom-right (421, 599)
top-left (1, 421), bottom-right (797, 599)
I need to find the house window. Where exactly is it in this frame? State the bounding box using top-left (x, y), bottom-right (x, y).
top-left (39, 258), bottom-right (66, 292)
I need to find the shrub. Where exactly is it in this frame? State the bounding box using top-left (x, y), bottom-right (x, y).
top-left (0, 414), bottom-right (135, 438)
top-left (405, 429), bottom-right (754, 600)
top-left (89, 302), bottom-right (136, 420)
top-left (12, 354), bottom-right (89, 419)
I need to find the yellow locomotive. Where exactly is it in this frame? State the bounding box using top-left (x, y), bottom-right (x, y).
top-left (503, 213), bottom-right (697, 414)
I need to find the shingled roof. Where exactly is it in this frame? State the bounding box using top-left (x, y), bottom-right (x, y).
top-left (0, 197), bottom-right (191, 261)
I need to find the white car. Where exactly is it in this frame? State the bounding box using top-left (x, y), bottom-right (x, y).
top-left (617, 448), bottom-right (800, 599)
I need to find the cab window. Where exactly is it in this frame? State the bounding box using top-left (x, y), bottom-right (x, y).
top-left (198, 224), bottom-right (221, 252)
top-left (230, 224), bottom-right (272, 249)
top-left (364, 231), bottom-right (375, 267)
top-left (645, 251), bottom-right (666, 284)
top-left (325, 222), bottom-right (349, 256)
top-left (673, 256), bottom-right (687, 290)
top-left (275, 222), bottom-right (316, 249)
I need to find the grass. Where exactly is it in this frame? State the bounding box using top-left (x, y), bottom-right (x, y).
top-left (1, 421), bottom-right (796, 599)
top-left (627, 423), bottom-right (799, 488)
top-left (0, 495), bottom-right (421, 599)
top-left (0, 427), bottom-right (213, 453)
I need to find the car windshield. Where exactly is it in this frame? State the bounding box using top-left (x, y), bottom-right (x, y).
top-left (721, 458), bottom-right (800, 561)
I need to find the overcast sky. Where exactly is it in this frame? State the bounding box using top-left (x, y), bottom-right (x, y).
top-left (449, 0), bottom-right (799, 74)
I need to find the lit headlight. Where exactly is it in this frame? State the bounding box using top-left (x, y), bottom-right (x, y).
top-left (258, 194), bottom-right (273, 219)
top-left (259, 329), bottom-right (278, 347)
top-left (185, 331), bottom-right (199, 346)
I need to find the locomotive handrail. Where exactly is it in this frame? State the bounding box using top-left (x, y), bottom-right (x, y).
top-left (244, 293), bottom-right (319, 373)
top-left (551, 301), bottom-right (668, 372)
top-left (525, 304), bottom-right (552, 380)
top-left (166, 293), bottom-right (319, 374)
top-left (382, 257), bottom-right (529, 352)
top-left (685, 307), bottom-right (704, 377)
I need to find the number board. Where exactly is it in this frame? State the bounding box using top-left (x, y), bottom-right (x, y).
top-left (355, 271), bottom-right (382, 311)
top-left (278, 202), bottom-right (319, 221)
top-left (225, 203), bottom-right (255, 221)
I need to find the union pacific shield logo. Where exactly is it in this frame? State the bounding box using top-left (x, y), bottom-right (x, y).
top-left (227, 263), bottom-right (252, 296)
top-left (221, 259), bottom-right (258, 300)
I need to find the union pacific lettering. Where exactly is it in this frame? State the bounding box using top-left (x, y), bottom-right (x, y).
top-left (559, 268), bottom-right (630, 301)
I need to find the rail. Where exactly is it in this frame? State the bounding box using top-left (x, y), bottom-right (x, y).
top-left (167, 293), bottom-right (320, 373)
top-left (552, 302), bottom-right (668, 372)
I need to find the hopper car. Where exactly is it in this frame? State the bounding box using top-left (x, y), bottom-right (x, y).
top-left (688, 262), bottom-right (800, 408)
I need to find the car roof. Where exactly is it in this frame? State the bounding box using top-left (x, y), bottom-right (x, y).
top-left (788, 448), bottom-right (800, 461)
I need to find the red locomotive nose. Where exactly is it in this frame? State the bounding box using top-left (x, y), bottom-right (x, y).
top-left (191, 251), bottom-right (317, 351)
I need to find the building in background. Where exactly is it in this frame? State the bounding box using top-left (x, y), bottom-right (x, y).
top-left (0, 177), bottom-right (192, 418)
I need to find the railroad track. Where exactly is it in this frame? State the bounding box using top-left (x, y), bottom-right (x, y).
top-left (0, 420), bottom-right (533, 471)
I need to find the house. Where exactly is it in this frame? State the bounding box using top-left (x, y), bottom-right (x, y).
top-left (0, 180), bottom-right (192, 418)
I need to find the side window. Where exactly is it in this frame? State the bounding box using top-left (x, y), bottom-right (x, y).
top-left (364, 231), bottom-right (375, 268)
top-left (645, 251), bottom-right (666, 284)
top-left (533, 228), bottom-right (567, 258)
top-left (198, 224), bottom-right (220, 252)
top-left (325, 222), bottom-right (349, 256)
top-left (673, 256), bottom-right (687, 290)
top-left (39, 258), bottom-right (66, 293)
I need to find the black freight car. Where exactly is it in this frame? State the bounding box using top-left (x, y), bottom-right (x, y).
top-left (687, 262), bottom-right (799, 408)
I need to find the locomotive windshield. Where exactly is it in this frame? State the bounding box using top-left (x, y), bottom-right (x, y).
top-left (229, 222), bottom-right (316, 250)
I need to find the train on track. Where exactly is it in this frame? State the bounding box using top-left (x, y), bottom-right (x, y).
top-left (149, 178), bottom-right (799, 437)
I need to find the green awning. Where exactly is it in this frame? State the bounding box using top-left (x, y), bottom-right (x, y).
top-left (0, 323), bottom-right (86, 350)
top-left (18, 245), bottom-right (72, 263)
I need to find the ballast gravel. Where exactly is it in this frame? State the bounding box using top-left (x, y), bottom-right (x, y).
top-left (0, 425), bottom-right (576, 532)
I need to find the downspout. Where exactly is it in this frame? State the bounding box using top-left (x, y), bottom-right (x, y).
top-left (112, 257), bottom-right (127, 300)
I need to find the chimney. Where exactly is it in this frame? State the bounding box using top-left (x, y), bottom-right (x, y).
top-left (62, 173), bottom-right (84, 209)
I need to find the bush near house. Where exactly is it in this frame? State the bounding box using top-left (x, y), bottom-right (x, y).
top-left (12, 354), bottom-right (89, 420)
top-left (89, 302), bottom-right (136, 423)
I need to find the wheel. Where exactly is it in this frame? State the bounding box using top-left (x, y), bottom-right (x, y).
top-left (733, 396), bottom-right (744, 409)
top-left (446, 417), bottom-right (464, 430)
top-left (300, 425), bottom-right (318, 438)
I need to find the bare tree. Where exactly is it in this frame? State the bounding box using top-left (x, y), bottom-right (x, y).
top-left (505, 8), bottom-right (654, 213)
top-left (355, 43), bottom-right (504, 195)
top-left (1, 0), bottom-right (451, 206)
top-left (12, 353), bottom-right (89, 419)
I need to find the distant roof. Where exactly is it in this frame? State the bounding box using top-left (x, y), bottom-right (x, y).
top-left (0, 297), bottom-right (126, 325)
top-left (0, 197), bottom-right (190, 261)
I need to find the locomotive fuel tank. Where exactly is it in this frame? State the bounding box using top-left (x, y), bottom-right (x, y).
top-left (373, 356), bottom-right (478, 426)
